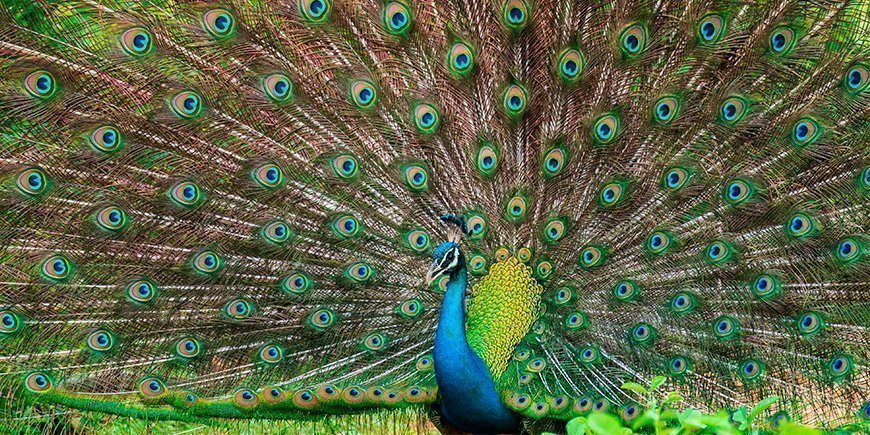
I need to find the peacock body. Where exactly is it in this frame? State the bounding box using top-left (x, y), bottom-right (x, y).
top-left (0, 0), bottom-right (868, 432)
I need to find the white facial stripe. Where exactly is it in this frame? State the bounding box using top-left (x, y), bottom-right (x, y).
top-left (438, 247), bottom-right (459, 270)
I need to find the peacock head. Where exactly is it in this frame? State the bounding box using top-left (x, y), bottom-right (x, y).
top-left (426, 241), bottom-right (464, 284)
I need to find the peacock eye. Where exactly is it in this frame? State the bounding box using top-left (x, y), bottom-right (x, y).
top-left (447, 42), bottom-right (475, 77)
top-left (23, 70), bottom-right (58, 99)
top-left (383, 2), bottom-right (412, 35)
top-left (502, 84), bottom-right (528, 117)
top-left (192, 250), bottom-right (222, 275)
top-left (346, 262), bottom-right (373, 283)
top-left (556, 48), bottom-right (585, 82)
top-left (769, 26), bottom-right (796, 55)
top-left (169, 181), bottom-right (204, 207)
top-left (138, 377), bottom-right (166, 397)
top-left (170, 91), bottom-right (204, 119)
top-left (263, 74), bottom-right (293, 102)
top-left (844, 63), bottom-right (868, 93)
top-left (501, 0), bottom-right (529, 31)
top-left (403, 164), bottom-right (429, 191)
top-left (412, 103), bottom-right (440, 134)
top-left (299, 0), bottom-right (332, 23)
top-left (541, 146), bottom-right (567, 178)
top-left (790, 117), bottom-right (821, 146)
top-left (95, 205), bottom-right (129, 232)
top-left (89, 125), bottom-right (123, 153)
top-left (662, 167), bottom-right (690, 191)
top-left (41, 254), bottom-right (72, 281)
top-left (253, 163), bottom-right (284, 189)
top-left (619, 24), bottom-right (647, 56)
top-left (653, 96), bottom-right (680, 124)
top-left (505, 195), bottom-right (528, 222)
top-left (259, 343), bottom-right (283, 363)
top-left (719, 96), bottom-right (749, 124)
top-left (26, 372), bottom-right (53, 393)
top-left (308, 308), bottom-right (335, 329)
top-left (16, 167), bottom-right (48, 196)
top-left (712, 315), bottom-right (739, 339)
top-left (592, 114), bottom-right (620, 145)
top-left (261, 220), bottom-right (293, 244)
top-left (475, 143), bottom-right (499, 176)
top-left (697, 14), bottom-right (725, 44)
top-left (350, 80), bottom-right (377, 109)
top-left (203, 9), bottom-right (235, 38)
top-left (120, 27), bottom-right (154, 56)
top-left (786, 212), bottom-right (814, 238)
top-left (175, 337), bottom-right (201, 359)
top-left (0, 310), bottom-right (22, 335)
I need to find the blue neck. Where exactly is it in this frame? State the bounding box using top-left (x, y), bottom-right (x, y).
top-left (433, 265), bottom-right (519, 433)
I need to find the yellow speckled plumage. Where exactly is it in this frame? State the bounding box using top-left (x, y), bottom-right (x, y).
top-left (467, 256), bottom-right (543, 380)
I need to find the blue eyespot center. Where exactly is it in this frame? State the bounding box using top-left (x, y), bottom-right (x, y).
top-left (185, 341), bottom-right (195, 351)
top-left (301, 391), bottom-right (312, 400)
top-left (702, 22), bottom-right (715, 39)
top-left (604, 188), bottom-right (615, 200)
top-left (29, 174), bottom-right (42, 188)
top-left (625, 35), bottom-right (639, 51)
top-left (833, 358), bottom-right (844, 371)
top-left (717, 320), bottom-right (729, 332)
top-left (184, 97), bottom-right (197, 112)
top-left (723, 103), bottom-right (737, 119)
top-left (508, 7), bottom-right (524, 23)
top-left (413, 172), bottom-right (424, 183)
top-left (795, 123), bottom-right (809, 140)
top-left (772, 33), bottom-right (786, 50)
top-left (547, 158), bottom-right (559, 170)
top-left (133, 34), bottom-right (148, 50)
top-left (839, 241), bottom-right (853, 256)
top-left (266, 168), bottom-right (278, 181)
top-left (235, 302), bottom-right (246, 313)
top-left (651, 235), bottom-right (662, 247)
top-left (744, 362), bottom-right (755, 374)
top-left (36, 76), bottom-right (51, 92)
top-left (675, 296), bottom-right (686, 307)
top-left (597, 124), bottom-right (612, 138)
top-left (357, 266), bottom-right (367, 276)
top-left (358, 88), bottom-right (372, 103)
top-left (848, 69), bottom-right (861, 87)
top-left (2, 315), bottom-right (14, 326)
top-left (657, 103), bottom-right (670, 118)
top-left (563, 60), bottom-right (578, 75)
top-left (53, 260), bottom-right (66, 273)
top-left (421, 112), bottom-right (434, 126)
top-left (273, 80), bottom-right (288, 95)
top-left (319, 313), bottom-right (329, 322)
top-left (482, 156), bottom-right (494, 168)
top-left (757, 278), bottom-right (768, 290)
top-left (473, 223), bottom-right (482, 232)
top-left (149, 381), bottom-right (160, 391)
top-left (509, 95), bottom-right (522, 109)
top-left (455, 53), bottom-right (470, 68)
top-left (309, 0), bottom-right (324, 16)
top-left (791, 217), bottom-right (804, 231)
top-left (391, 12), bottom-right (406, 28)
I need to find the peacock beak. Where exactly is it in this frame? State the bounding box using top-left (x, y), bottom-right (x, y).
top-left (425, 262), bottom-right (446, 285)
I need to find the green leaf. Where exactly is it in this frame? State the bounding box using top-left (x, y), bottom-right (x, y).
top-left (620, 382), bottom-right (648, 394)
top-left (649, 375), bottom-right (666, 391)
top-left (748, 396), bottom-right (780, 422)
top-left (663, 391), bottom-right (684, 404)
top-left (588, 412), bottom-right (624, 435)
top-left (731, 407), bottom-right (748, 430)
top-left (566, 417), bottom-right (589, 435)
top-left (780, 422), bottom-right (822, 435)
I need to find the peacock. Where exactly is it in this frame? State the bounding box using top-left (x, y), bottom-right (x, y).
top-left (0, 0), bottom-right (868, 433)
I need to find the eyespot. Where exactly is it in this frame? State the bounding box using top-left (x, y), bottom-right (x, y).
top-left (518, 373), bottom-right (532, 385)
top-left (308, 308), bottom-right (335, 330)
top-left (402, 164), bottom-right (428, 191)
top-left (645, 230), bottom-right (672, 254)
top-left (834, 237), bottom-right (862, 264)
top-left (613, 281), bottom-right (639, 302)
top-left (170, 91), bottom-right (204, 119)
top-left (653, 96), bottom-right (680, 124)
top-left (719, 96), bottom-right (749, 125)
top-left (344, 386), bottom-right (366, 403)
top-left (345, 262), bottom-right (373, 283)
top-left (25, 372), bottom-right (53, 393)
top-left (862, 166), bottom-right (870, 190)
top-left (262, 386), bottom-right (285, 403)
top-left (447, 42), bottom-right (475, 77)
top-left (739, 359), bottom-right (763, 381)
top-left (412, 103), bottom-right (440, 134)
top-left (619, 24), bottom-right (647, 56)
top-left (790, 117), bottom-right (821, 146)
top-left (705, 240), bottom-right (732, 264)
top-left (505, 195), bottom-right (528, 222)
top-left (554, 286), bottom-right (574, 305)
top-left (89, 125), bottom-right (123, 153)
top-left (796, 311), bottom-right (823, 336)
top-left (281, 272), bottom-right (311, 295)
top-left (465, 213), bottom-right (487, 240)
top-left (404, 229), bottom-right (430, 253)
top-left (786, 212), bottom-right (814, 238)
top-left (494, 247), bottom-right (510, 262)
top-left (262, 73), bottom-right (293, 102)
top-left (579, 346), bottom-right (599, 364)
top-left (416, 355), bottom-right (434, 371)
top-left (120, 27), bottom-right (154, 56)
top-left (298, 0), bottom-right (331, 23)
top-left (550, 396), bottom-right (568, 411)
top-left (712, 315), bottom-right (739, 339)
top-left (769, 26), bottom-right (796, 55)
top-left (224, 298), bottom-right (252, 320)
top-left (516, 247), bottom-right (532, 263)
top-left (41, 254), bottom-right (72, 281)
top-left (253, 163), bottom-right (284, 189)
top-left (574, 397), bottom-right (592, 413)
top-left (293, 389), bottom-right (319, 408)
top-left (543, 218), bottom-right (567, 243)
top-left (598, 181), bottom-right (626, 207)
top-left (191, 250), bottom-right (222, 275)
top-left (564, 311), bottom-right (587, 331)
top-left (557, 48), bottom-right (585, 82)
top-left (87, 329), bottom-right (115, 352)
top-left (514, 347), bottom-right (531, 361)
top-left (593, 398), bottom-right (610, 412)
top-left (723, 179), bottom-right (754, 205)
top-left (259, 343), bottom-right (284, 364)
top-left (350, 80), bottom-right (377, 109)
top-left (579, 245), bottom-right (605, 269)
top-left (331, 154), bottom-right (359, 180)
top-left (621, 403), bottom-right (642, 422)
top-left (668, 355), bottom-right (691, 376)
top-left (827, 354), bottom-right (852, 377)
top-left (502, 84), bottom-right (527, 117)
top-left (535, 260), bottom-right (553, 280)
top-left (844, 63), bottom-right (868, 93)
top-left (662, 167), bottom-right (691, 191)
top-left (541, 147), bottom-right (567, 178)
top-left (23, 70), bottom-right (58, 99)
top-left (234, 388), bottom-right (259, 409)
top-left (770, 411), bottom-right (790, 430)
top-left (383, 2), bottom-right (412, 35)
top-left (397, 298), bottom-right (423, 318)
top-left (168, 181), bottom-right (203, 207)
top-left (750, 273), bottom-right (781, 300)
top-left (0, 310), bottom-right (22, 335)
top-left (362, 332), bottom-right (387, 351)
top-left (202, 9), bottom-right (235, 38)
top-left (327, 214), bottom-right (360, 240)
top-left (508, 393), bottom-right (532, 410)
top-left (697, 14), bottom-right (725, 44)
top-left (670, 291), bottom-right (697, 314)
top-left (95, 205), bottom-right (129, 232)
top-left (175, 337), bottom-right (201, 359)
top-left (127, 279), bottom-right (157, 303)
top-left (15, 167), bottom-right (48, 196)
top-left (469, 254), bottom-right (487, 275)
top-left (592, 114), bottom-right (620, 145)
top-left (475, 143), bottom-right (499, 176)
top-left (630, 322), bottom-right (656, 345)
top-left (138, 377), bottom-right (166, 398)
top-left (261, 220), bottom-right (293, 244)
top-left (501, 0), bottom-right (529, 30)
